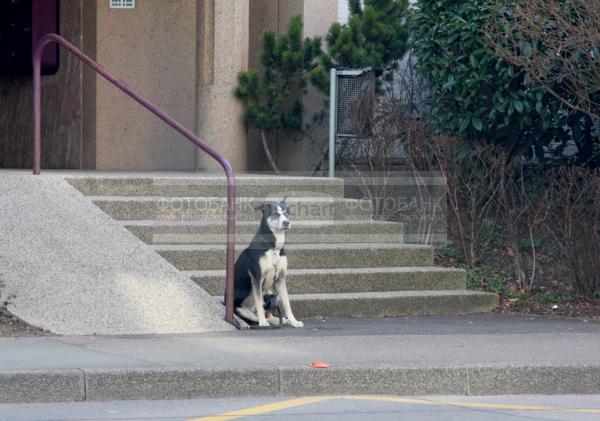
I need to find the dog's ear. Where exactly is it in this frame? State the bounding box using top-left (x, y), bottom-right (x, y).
top-left (282, 194), bottom-right (288, 204)
top-left (255, 203), bottom-right (271, 213)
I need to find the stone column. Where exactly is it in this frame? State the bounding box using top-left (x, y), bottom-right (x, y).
top-left (196, 0), bottom-right (250, 172)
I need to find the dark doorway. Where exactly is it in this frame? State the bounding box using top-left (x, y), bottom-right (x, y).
top-left (0, 0), bottom-right (82, 169)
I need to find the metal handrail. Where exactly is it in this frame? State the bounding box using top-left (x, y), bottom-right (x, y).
top-left (33, 33), bottom-right (237, 324)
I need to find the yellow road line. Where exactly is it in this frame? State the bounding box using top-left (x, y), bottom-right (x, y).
top-left (341, 395), bottom-right (437, 406)
top-left (342, 395), bottom-right (600, 414)
top-left (190, 394), bottom-right (600, 420)
top-left (437, 400), bottom-right (600, 414)
top-left (189, 396), bottom-right (333, 421)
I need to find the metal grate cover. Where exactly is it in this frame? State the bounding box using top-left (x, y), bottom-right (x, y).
top-left (335, 69), bottom-right (375, 137)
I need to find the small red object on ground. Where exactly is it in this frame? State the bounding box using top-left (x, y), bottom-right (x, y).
top-left (309, 361), bottom-right (330, 368)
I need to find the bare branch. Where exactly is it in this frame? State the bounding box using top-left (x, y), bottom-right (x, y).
top-left (487, 0), bottom-right (600, 121)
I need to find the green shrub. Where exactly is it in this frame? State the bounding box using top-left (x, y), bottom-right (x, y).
top-left (488, 0), bottom-right (600, 167)
top-left (466, 265), bottom-right (530, 310)
top-left (466, 265), bottom-right (509, 295)
top-left (536, 292), bottom-right (578, 304)
top-left (410, 0), bottom-right (570, 159)
top-left (437, 243), bottom-right (465, 265)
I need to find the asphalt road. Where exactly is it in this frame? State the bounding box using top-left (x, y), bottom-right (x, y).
top-left (1, 395), bottom-right (600, 421)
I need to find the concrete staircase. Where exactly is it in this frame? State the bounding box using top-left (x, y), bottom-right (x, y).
top-left (68, 174), bottom-right (498, 321)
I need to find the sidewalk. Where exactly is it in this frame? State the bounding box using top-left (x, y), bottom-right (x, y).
top-left (2, 314), bottom-right (600, 403)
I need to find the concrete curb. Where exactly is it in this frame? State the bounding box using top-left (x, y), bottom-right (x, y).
top-left (0, 370), bottom-right (85, 403)
top-left (2, 365), bottom-right (600, 403)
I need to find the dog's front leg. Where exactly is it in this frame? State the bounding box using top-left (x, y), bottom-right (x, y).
top-left (276, 265), bottom-right (303, 328)
top-left (251, 276), bottom-right (269, 327)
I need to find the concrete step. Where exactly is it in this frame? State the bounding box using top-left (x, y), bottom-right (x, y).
top-left (62, 173), bottom-right (498, 323)
top-left (153, 243), bottom-right (434, 271)
top-left (124, 220), bottom-right (404, 244)
top-left (91, 196), bottom-right (373, 221)
top-left (214, 290), bottom-right (499, 319)
top-left (188, 267), bottom-right (467, 295)
top-left (67, 175), bottom-right (344, 198)
top-left (287, 290), bottom-right (499, 320)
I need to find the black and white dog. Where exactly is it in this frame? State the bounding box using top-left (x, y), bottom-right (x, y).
top-left (229, 196), bottom-right (303, 328)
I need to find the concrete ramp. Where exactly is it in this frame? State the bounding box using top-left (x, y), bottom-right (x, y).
top-left (0, 172), bottom-right (233, 335)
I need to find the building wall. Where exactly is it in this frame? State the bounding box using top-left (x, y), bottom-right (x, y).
top-left (338, 0), bottom-right (351, 24)
top-left (0, 0), bottom-right (333, 172)
top-left (89, 0), bottom-right (198, 171)
top-left (84, 0), bottom-right (251, 172)
top-left (338, 0), bottom-right (417, 23)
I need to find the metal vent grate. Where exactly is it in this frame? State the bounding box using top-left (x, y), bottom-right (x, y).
top-left (110, 0), bottom-right (135, 9)
top-left (328, 67), bottom-right (376, 177)
top-left (335, 69), bottom-right (375, 137)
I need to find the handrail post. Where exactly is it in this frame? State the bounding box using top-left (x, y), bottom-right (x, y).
top-left (33, 33), bottom-right (237, 324)
top-left (328, 68), bottom-right (337, 178)
top-left (225, 169), bottom-right (236, 322)
top-left (33, 39), bottom-right (43, 175)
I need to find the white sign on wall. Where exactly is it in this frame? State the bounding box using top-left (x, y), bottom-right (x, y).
top-left (110, 0), bottom-right (135, 9)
